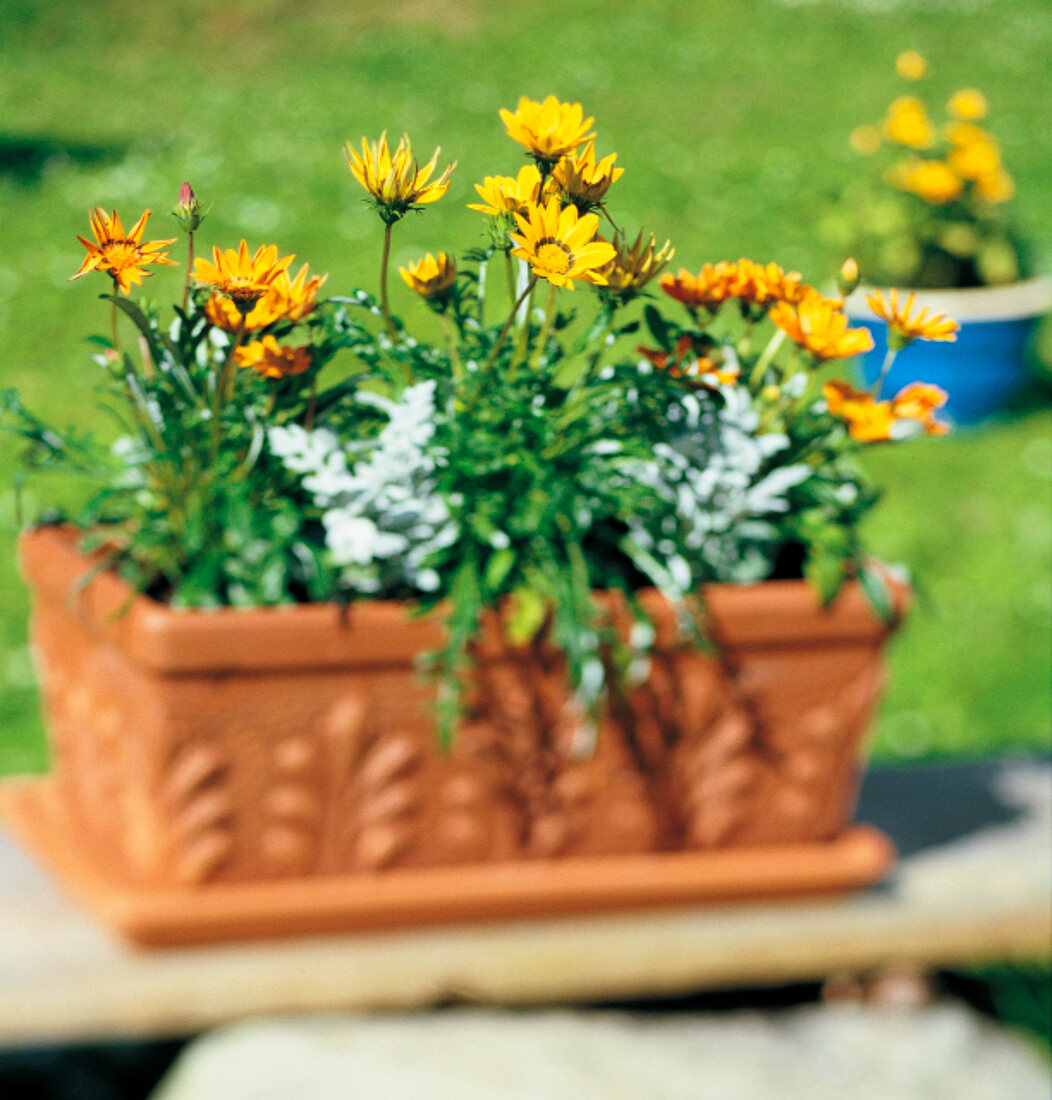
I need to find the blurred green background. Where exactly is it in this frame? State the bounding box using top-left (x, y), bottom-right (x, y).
top-left (1, 0), bottom-right (1050, 777)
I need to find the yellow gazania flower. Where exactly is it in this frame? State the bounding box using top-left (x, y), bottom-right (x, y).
top-left (866, 288), bottom-right (959, 348)
top-left (891, 381), bottom-right (949, 436)
top-left (509, 198), bottom-right (616, 289)
top-left (882, 96), bottom-right (935, 149)
top-left (947, 88), bottom-right (988, 121)
top-left (944, 121), bottom-right (987, 147)
top-left (205, 262), bottom-right (328, 333)
top-left (193, 240), bottom-right (294, 313)
top-left (849, 125), bottom-right (882, 155)
top-left (70, 207), bottom-right (178, 295)
top-left (594, 230), bottom-right (674, 298)
top-left (770, 292), bottom-right (875, 362)
top-left (233, 335), bottom-right (312, 379)
top-left (499, 95), bottom-right (596, 164)
top-left (895, 50), bottom-right (927, 81)
top-left (823, 381), bottom-right (897, 442)
top-left (344, 132), bottom-right (456, 223)
top-left (974, 169), bottom-right (1015, 204)
top-left (660, 262), bottom-right (740, 311)
top-left (550, 142), bottom-right (624, 210)
top-left (399, 252), bottom-right (457, 299)
top-left (466, 164), bottom-right (544, 217)
top-left (898, 159), bottom-right (963, 204)
top-left (948, 137), bottom-right (1001, 181)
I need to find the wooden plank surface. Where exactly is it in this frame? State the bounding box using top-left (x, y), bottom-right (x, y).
top-left (0, 757), bottom-right (1048, 1047)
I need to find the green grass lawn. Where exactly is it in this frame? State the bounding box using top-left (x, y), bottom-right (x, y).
top-left (1, 0), bottom-right (1050, 776)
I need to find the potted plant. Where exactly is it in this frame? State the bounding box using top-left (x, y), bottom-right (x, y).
top-left (0, 96), bottom-right (949, 946)
top-left (823, 50), bottom-right (1052, 423)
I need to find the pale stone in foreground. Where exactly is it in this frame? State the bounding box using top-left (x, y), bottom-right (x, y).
top-left (152, 1003), bottom-right (1050, 1100)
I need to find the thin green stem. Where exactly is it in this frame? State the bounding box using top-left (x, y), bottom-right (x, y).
top-left (505, 251), bottom-right (517, 311)
top-left (441, 312), bottom-right (464, 386)
top-left (181, 231), bottom-right (194, 315)
top-left (210, 319), bottom-right (246, 461)
top-left (483, 274), bottom-right (539, 375)
top-left (749, 327), bottom-right (786, 390)
top-left (109, 287), bottom-right (120, 354)
top-left (871, 347), bottom-right (897, 397)
top-left (380, 221), bottom-right (397, 340)
top-left (530, 283), bottom-right (557, 371)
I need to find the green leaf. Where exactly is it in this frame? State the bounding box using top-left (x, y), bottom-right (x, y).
top-left (643, 304), bottom-right (670, 349)
top-left (858, 564), bottom-right (894, 624)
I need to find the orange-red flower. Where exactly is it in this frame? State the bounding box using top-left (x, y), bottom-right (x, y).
top-left (205, 262), bottom-right (327, 333)
top-left (891, 381), bottom-right (950, 435)
top-left (70, 208), bottom-right (177, 294)
top-left (770, 292), bottom-right (874, 361)
top-left (233, 335), bottom-right (312, 379)
top-left (823, 379), bottom-right (949, 441)
top-left (638, 334), bottom-right (740, 386)
top-left (660, 259), bottom-right (808, 313)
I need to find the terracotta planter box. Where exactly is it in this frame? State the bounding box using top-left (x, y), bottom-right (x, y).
top-left (0, 525), bottom-right (905, 944)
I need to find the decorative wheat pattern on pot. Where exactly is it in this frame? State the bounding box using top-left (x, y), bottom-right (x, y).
top-left (160, 740), bottom-right (234, 884)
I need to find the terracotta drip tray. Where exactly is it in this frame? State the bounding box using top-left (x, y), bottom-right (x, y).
top-left (0, 778), bottom-right (895, 947)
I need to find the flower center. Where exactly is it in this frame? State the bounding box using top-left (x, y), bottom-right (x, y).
top-left (535, 239), bottom-right (573, 275)
top-left (102, 241), bottom-right (140, 267)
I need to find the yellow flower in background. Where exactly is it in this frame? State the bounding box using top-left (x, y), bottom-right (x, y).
top-left (891, 381), bottom-right (949, 435)
top-left (896, 159), bottom-right (963, 204)
top-left (948, 136), bottom-right (1001, 181)
top-left (882, 96), bottom-right (935, 149)
top-left (770, 292), bottom-right (875, 361)
top-left (948, 88), bottom-right (988, 121)
top-left (205, 262), bottom-right (327, 333)
top-left (70, 208), bottom-right (178, 294)
top-left (895, 50), bottom-right (927, 81)
top-left (344, 132), bottom-right (456, 222)
top-left (467, 164), bottom-right (544, 217)
top-left (550, 142), bottom-right (624, 209)
top-left (823, 381), bottom-right (897, 441)
top-left (866, 288), bottom-right (959, 347)
top-left (975, 169), bottom-right (1015, 203)
top-left (399, 252), bottom-right (457, 299)
top-left (499, 96), bottom-right (595, 163)
top-left (233, 335), bottom-right (312, 379)
top-left (594, 230), bottom-right (674, 298)
top-left (849, 125), bottom-right (882, 155)
top-left (509, 198), bottom-right (616, 288)
top-left (193, 241), bottom-right (294, 313)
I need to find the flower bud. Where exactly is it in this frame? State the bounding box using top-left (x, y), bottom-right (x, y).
top-left (173, 182), bottom-right (207, 232)
top-left (837, 257), bottom-right (861, 298)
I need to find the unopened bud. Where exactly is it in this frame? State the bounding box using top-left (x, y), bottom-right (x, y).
top-left (173, 181), bottom-right (207, 232)
top-left (837, 257), bottom-right (861, 298)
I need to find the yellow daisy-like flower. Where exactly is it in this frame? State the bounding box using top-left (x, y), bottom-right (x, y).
top-left (233, 335), bottom-right (312, 379)
top-left (866, 288), bottom-right (959, 348)
top-left (550, 142), bottom-right (624, 210)
top-left (594, 230), bottom-right (674, 299)
top-left (70, 207), bottom-right (178, 295)
top-left (882, 96), bottom-right (935, 149)
top-left (193, 240), bottom-right (294, 314)
top-left (399, 252), bottom-right (457, 299)
top-left (896, 159), bottom-right (963, 204)
top-left (466, 164), bottom-right (544, 217)
top-left (509, 198), bottom-right (616, 289)
top-left (891, 381), bottom-right (949, 435)
top-left (499, 95), bottom-right (596, 164)
top-left (770, 292), bottom-right (875, 362)
top-left (895, 50), bottom-right (928, 81)
top-left (344, 132), bottom-right (456, 223)
top-left (947, 88), bottom-right (988, 121)
top-left (974, 169), bottom-right (1015, 204)
top-left (205, 262), bottom-right (327, 333)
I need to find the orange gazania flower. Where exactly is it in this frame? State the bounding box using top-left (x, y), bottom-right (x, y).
top-left (639, 334), bottom-right (739, 386)
top-left (205, 262), bottom-right (327, 333)
top-left (865, 288), bottom-right (959, 347)
top-left (233, 335), bottom-right (312, 379)
top-left (509, 198), bottom-right (616, 289)
top-left (823, 381), bottom-right (896, 442)
top-left (70, 208), bottom-right (178, 294)
top-left (891, 381), bottom-right (950, 435)
top-left (770, 292), bottom-right (874, 361)
top-left (731, 259), bottom-right (809, 308)
top-left (193, 241), bottom-right (294, 314)
top-left (660, 262), bottom-right (740, 311)
top-left (499, 95), bottom-right (595, 163)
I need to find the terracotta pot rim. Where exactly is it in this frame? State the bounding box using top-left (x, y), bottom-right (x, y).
top-left (844, 276), bottom-right (1052, 324)
top-left (19, 524), bottom-right (908, 674)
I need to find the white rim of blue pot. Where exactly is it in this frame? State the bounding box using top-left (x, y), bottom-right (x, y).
top-left (844, 275), bottom-right (1052, 324)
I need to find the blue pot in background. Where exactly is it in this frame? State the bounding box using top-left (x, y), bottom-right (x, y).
top-left (845, 278), bottom-right (1052, 426)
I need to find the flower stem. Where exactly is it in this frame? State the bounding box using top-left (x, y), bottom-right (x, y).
top-left (380, 221), bottom-right (397, 340)
top-left (504, 251), bottom-right (517, 311)
top-left (530, 283), bottom-right (557, 370)
top-left (210, 319), bottom-right (246, 460)
top-left (749, 328), bottom-right (786, 390)
top-left (871, 348), bottom-right (897, 397)
top-left (483, 274), bottom-right (538, 374)
top-left (181, 231), bottom-right (195, 315)
top-left (109, 284), bottom-right (121, 354)
top-left (441, 312), bottom-right (464, 386)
